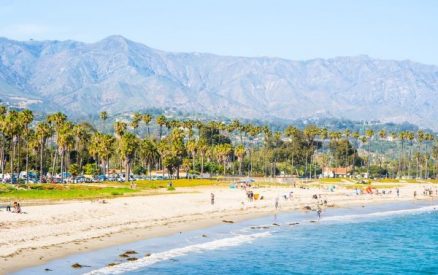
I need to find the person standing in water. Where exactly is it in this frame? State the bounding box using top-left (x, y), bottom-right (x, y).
top-left (317, 206), bottom-right (322, 220)
top-left (210, 193), bottom-right (215, 205)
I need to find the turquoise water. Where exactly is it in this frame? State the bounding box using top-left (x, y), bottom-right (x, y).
top-left (15, 202), bottom-right (438, 275)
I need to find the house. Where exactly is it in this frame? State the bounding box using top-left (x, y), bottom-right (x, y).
top-left (322, 166), bottom-right (352, 178)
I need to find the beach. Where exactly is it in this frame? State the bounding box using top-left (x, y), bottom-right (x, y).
top-left (1, 181), bottom-right (436, 274)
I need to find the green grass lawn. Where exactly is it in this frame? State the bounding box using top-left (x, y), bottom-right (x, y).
top-left (0, 179), bottom-right (224, 201)
top-left (0, 184), bottom-right (137, 200)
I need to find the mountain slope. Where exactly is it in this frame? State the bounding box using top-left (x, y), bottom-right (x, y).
top-left (1, 35), bottom-right (438, 128)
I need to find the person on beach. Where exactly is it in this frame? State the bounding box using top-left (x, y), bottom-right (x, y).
top-left (414, 191), bottom-right (417, 199)
top-left (210, 193), bottom-right (215, 205)
top-left (6, 202), bottom-right (11, 212)
top-left (275, 197), bottom-right (279, 210)
top-left (317, 206), bottom-right (322, 220)
top-left (12, 202), bottom-right (21, 213)
top-left (396, 188), bottom-right (400, 197)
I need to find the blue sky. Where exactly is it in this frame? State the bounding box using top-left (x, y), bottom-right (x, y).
top-left (0, 0), bottom-right (437, 64)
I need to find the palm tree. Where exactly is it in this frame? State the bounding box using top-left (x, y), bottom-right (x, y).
top-left (186, 139), bottom-right (197, 172)
top-left (197, 138), bottom-right (208, 175)
top-left (140, 138), bottom-right (159, 178)
top-left (35, 122), bottom-right (53, 182)
top-left (0, 105), bottom-right (7, 181)
top-left (378, 129), bottom-right (386, 168)
top-left (142, 113), bottom-right (152, 137)
top-left (131, 112), bottom-right (142, 134)
top-left (156, 115), bottom-right (167, 140)
top-left (47, 112), bottom-right (67, 177)
top-left (90, 133), bottom-right (115, 176)
top-left (99, 111), bottom-right (108, 132)
top-left (57, 121), bottom-right (75, 182)
top-left (343, 129), bottom-right (351, 167)
top-left (365, 129), bottom-right (374, 176)
top-left (74, 122), bottom-right (93, 170)
top-left (119, 132), bottom-right (139, 182)
top-left (303, 125), bottom-right (320, 178)
top-left (351, 131), bottom-right (360, 174)
top-left (3, 110), bottom-right (21, 178)
top-left (214, 143), bottom-right (233, 175)
top-left (20, 110), bottom-right (34, 183)
top-left (235, 144), bottom-right (245, 176)
top-left (285, 126), bottom-right (300, 175)
top-left (114, 121), bottom-right (127, 139)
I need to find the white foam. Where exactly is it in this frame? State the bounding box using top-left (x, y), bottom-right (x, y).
top-left (321, 204), bottom-right (438, 223)
top-left (85, 232), bottom-right (271, 275)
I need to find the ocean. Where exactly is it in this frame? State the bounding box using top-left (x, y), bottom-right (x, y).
top-left (14, 201), bottom-right (438, 275)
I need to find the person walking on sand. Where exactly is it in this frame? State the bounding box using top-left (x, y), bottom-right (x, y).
top-left (210, 193), bottom-right (215, 205)
top-left (414, 191), bottom-right (417, 199)
top-left (275, 197), bottom-right (279, 210)
top-left (396, 188), bottom-right (400, 198)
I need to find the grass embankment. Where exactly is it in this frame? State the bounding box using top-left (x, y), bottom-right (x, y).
top-left (0, 179), bottom-right (223, 201)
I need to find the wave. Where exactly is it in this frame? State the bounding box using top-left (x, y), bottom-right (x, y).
top-left (85, 232), bottom-right (271, 275)
top-left (320, 204), bottom-right (438, 223)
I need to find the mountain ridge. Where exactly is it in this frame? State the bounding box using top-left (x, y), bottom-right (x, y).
top-left (1, 35), bottom-right (438, 129)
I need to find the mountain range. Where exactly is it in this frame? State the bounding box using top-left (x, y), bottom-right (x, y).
top-left (1, 35), bottom-right (438, 129)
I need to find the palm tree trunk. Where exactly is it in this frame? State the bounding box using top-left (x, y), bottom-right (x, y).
top-left (40, 140), bottom-right (44, 182)
top-left (17, 137), bottom-right (21, 176)
top-left (25, 141), bottom-right (29, 184)
top-left (60, 150), bottom-right (64, 183)
top-left (1, 138), bottom-right (4, 181)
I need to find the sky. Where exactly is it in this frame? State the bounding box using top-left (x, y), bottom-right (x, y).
top-left (0, 0), bottom-right (437, 64)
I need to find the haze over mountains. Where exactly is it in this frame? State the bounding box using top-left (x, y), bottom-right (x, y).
top-left (0, 35), bottom-right (437, 129)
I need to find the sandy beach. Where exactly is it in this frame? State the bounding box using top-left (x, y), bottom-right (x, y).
top-left (1, 181), bottom-right (437, 274)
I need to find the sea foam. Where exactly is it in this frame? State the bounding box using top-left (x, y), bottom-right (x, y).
top-left (85, 232), bottom-right (271, 275)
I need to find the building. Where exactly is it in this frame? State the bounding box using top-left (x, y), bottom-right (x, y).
top-left (322, 166), bottom-right (352, 178)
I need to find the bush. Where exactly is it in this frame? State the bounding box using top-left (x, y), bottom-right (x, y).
top-left (69, 164), bottom-right (81, 177)
top-left (84, 163), bottom-right (100, 176)
top-left (167, 186), bottom-right (176, 191)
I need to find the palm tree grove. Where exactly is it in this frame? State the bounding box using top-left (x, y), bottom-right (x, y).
top-left (1, 106), bottom-right (437, 184)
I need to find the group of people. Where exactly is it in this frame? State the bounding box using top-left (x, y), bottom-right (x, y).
top-left (5, 201), bottom-right (22, 213)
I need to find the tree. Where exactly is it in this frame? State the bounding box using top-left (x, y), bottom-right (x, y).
top-left (235, 144), bottom-right (246, 176)
top-left (156, 115), bottom-right (167, 140)
top-left (140, 138), bottom-right (159, 178)
top-left (186, 139), bottom-right (197, 172)
top-left (35, 122), bottom-right (53, 182)
top-left (142, 113), bottom-right (152, 137)
top-left (131, 112), bottom-right (142, 133)
top-left (56, 121), bottom-right (75, 182)
top-left (197, 138), bottom-right (208, 174)
top-left (113, 121), bottom-right (127, 138)
top-left (68, 163), bottom-right (80, 177)
top-left (118, 132), bottom-right (139, 182)
top-left (20, 110), bottom-right (34, 183)
top-left (214, 143), bottom-right (233, 175)
top-left (99, 111), bottom-right (108, 132)
top-left (84, 163), bottom-right (99, 176)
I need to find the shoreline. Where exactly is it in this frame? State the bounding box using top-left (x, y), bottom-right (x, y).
top-left (2, 184), bottom-right (437, 274)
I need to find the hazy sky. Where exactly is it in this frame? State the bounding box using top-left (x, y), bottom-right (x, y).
top-left (1, 0), bottom-right (437, 64)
